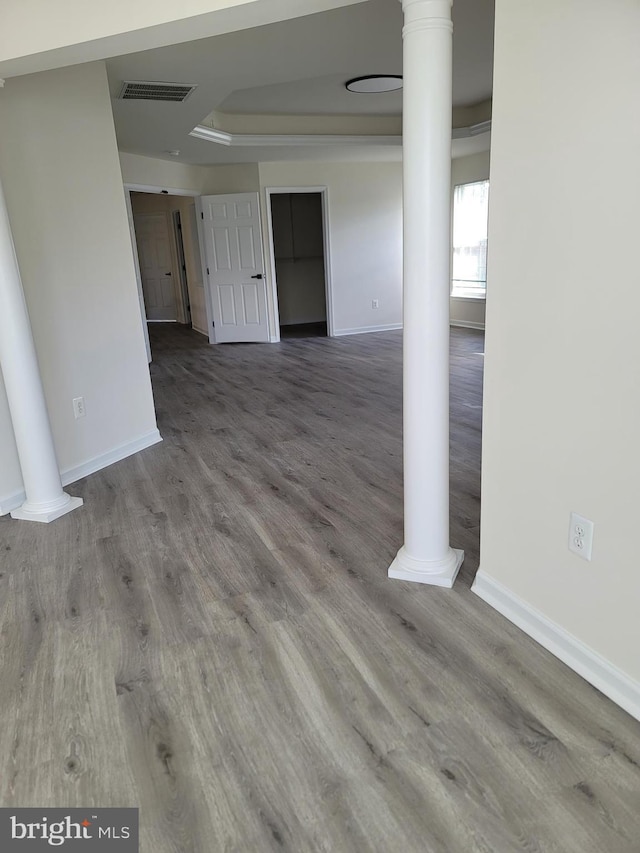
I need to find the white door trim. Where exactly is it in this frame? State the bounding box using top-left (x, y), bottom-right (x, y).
top-left (124, 189), bottom-right (152, 362)
top-left (264, 186), bottom-right (334, 341)
top-left (124, 183), bottom-right (200, 197)
top-left (125, 182), bottom-right (209, 342)
top-left (171, 209), bottom-right (192, 326)
top-left (194, 197), bottom-right (217, 344)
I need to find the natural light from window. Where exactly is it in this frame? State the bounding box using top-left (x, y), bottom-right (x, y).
top-left (451, 179), bottom-right (489, 299)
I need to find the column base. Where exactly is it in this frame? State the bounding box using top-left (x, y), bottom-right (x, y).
top-left (388, 545), bottom-right (464, 588)
top-left (11, 493), bottom-right (83, 523)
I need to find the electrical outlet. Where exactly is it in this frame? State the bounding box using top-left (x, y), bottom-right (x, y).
top-left (372, 299), bottom-right (379, 309)
top-left (73, 396), bottom-right (86, 419)
top-left (568, 512), bottom-right (594, 560)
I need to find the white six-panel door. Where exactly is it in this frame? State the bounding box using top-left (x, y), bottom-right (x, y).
top-left (199, 193), bottom-right (269, 343)
top-left (134, 212), bottom-right (177, 322)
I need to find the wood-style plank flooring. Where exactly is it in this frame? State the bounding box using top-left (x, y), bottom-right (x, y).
top-left (1, 324), bottom-right (639, 852)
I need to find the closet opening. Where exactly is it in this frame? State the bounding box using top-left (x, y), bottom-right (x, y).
top-left (266, 188), bottom-right (333, 340)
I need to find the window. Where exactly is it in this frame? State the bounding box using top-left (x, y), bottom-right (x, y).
top-left (451, 179), bottom-right (489, 299)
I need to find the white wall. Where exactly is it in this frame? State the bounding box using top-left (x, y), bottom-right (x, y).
top-left (0, 0), bottom-right (363, 77)
top-left (0, 62), bottom-right (159, 512)
top-left (120, 153), bottom-right (260, 197)
top-left (478, 0), bottom-right (640, 709)
top-left (120, 152), bottom-right (207, 194)
top-left (203, 164), bottom-right (260, 195)
top-left (0, 0), bottom-right (257, 60)
top-left (259, 161), bottom-right (403, 336)
top-left (450, 150), bottom-right (489, 329)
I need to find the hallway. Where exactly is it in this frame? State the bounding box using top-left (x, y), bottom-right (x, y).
top-left (0, 326), bottom-right (639, 852)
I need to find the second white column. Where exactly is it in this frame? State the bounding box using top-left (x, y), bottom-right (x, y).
top-left (388, 0), bottom-right (463, 586)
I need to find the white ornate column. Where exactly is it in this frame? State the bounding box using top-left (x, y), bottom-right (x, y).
top-left (0, 177), bottom-right (83, 522)
top-left (388, 0), bottom-right (463, 586)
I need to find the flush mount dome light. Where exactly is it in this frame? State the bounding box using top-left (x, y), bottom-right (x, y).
top-left (345, 75), bottom-right (403, 93)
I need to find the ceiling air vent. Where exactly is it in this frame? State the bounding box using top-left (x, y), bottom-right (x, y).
top-left (118, 81), bottom-right (198, 103)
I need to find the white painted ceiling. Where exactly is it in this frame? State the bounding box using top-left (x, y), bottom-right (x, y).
top-left (107, 0), bottom-right (494, 165)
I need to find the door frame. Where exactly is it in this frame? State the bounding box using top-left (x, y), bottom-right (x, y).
top-left (124, 188), bottom-right (152, 362)
top-left (194, 196), bottom-right (217, 344)
top-left (124, 183), bottom-right (200, 356)
top-left (264, 186), bottom-right (334, 341)
top-left (171, 209), bottom-right (192, 327)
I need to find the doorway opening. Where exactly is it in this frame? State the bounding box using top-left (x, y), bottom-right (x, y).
top-left (128, 191), bottom-right (198, 329)
top-left (125, 187), bottom-right (210, 363)
top-left (265, 188), bottom-right (333, 340)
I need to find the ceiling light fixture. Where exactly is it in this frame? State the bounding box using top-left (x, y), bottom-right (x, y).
top-left (345, 75), bottom-right (403, 94)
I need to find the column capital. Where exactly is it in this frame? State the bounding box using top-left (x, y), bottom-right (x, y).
top-left (401, 0), bottom-right (453, 34)
top-left (399, 0), bottom-right (452, 10)
top-left (400, 0), bottom-right (452, 15)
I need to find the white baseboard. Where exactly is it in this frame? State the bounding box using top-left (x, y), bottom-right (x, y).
top-left (472, 570), bottom-right (640, 722)
top-left (0, 488), bottom-right (26, 516)
top-left (450, 320), bottom-right (485, 330)
top-left (333, 323), bottom-right (403, 337)
top-left (0, 429), bottom-right (162, 517)
top-left (331, 321), bottom-right (485, 336)
top-left (191, 325), bottom-right (208, 337)
top-left (60, 429), bottom-right (162, 487)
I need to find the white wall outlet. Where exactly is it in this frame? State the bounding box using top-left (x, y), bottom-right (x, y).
top-left (568, 512), bottom-right (594, 560)
top-left (73, 396), bottom-right (86, 419)
top-left (372, 299), bottom-right (379, 309)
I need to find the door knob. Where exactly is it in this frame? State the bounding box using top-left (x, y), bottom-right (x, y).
top-left (250, 273), bottom-right (263, 279)
top-left (164, 272), bottom-right (172, 276)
